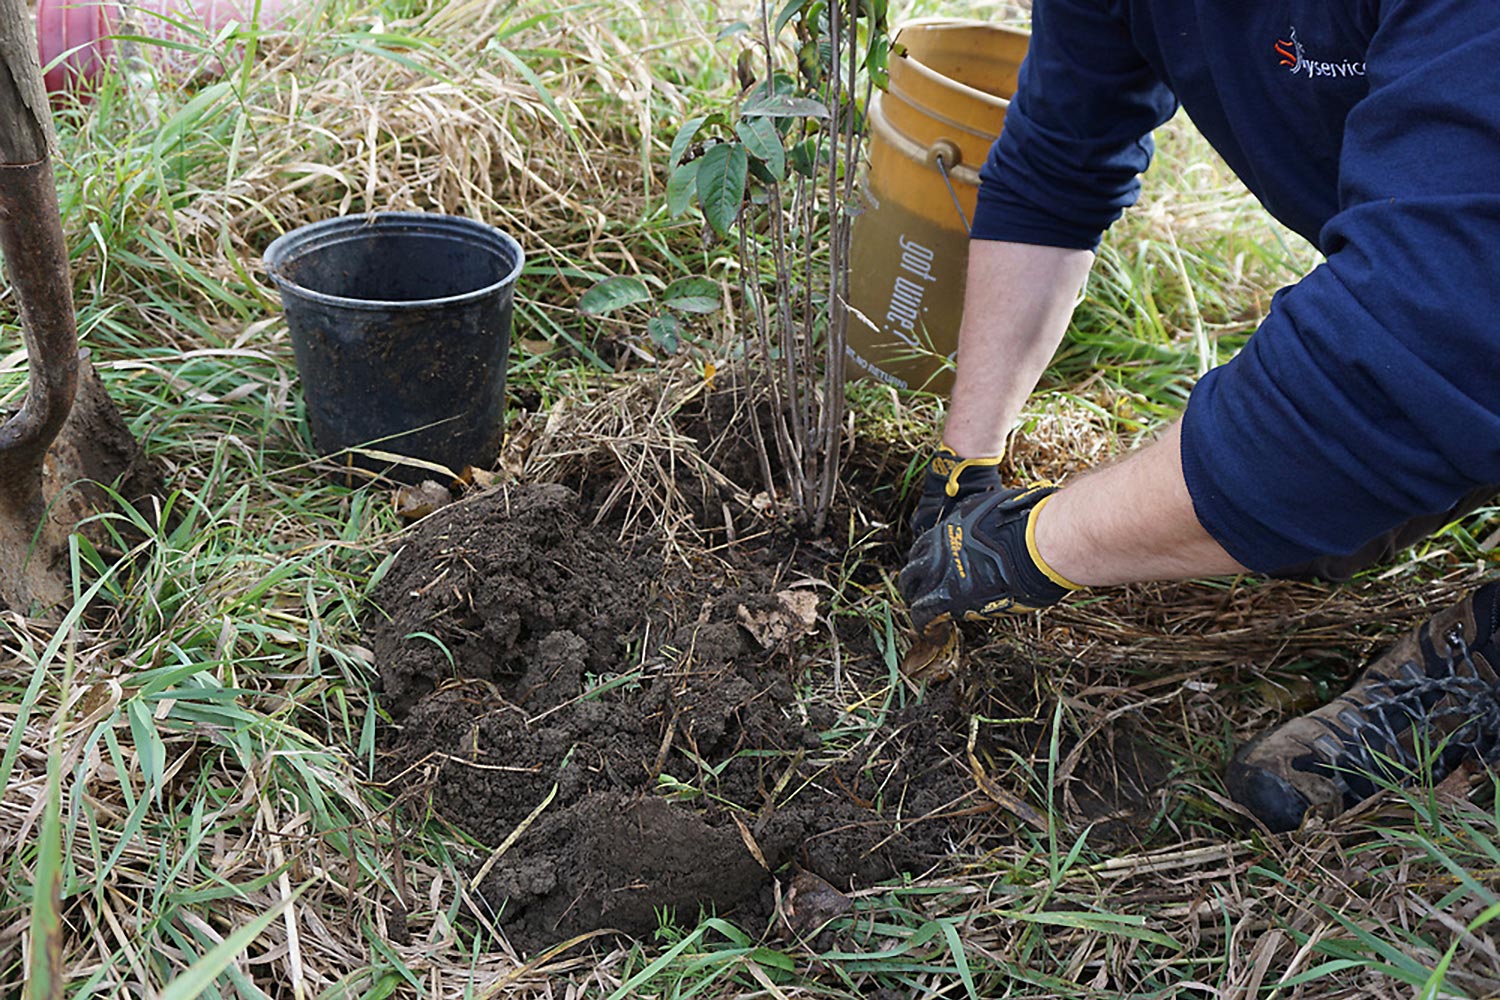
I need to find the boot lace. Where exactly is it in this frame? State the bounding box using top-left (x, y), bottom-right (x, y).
top-left (1300, 628), bottom-right (1500, 804)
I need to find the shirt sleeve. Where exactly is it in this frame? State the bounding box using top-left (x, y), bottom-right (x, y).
top-left (1180, 3), bottom-right (1500, 572)
top-left (970, 0), bottom-right (1178, 248)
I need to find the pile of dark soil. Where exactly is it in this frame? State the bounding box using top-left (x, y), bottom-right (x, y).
top-left (369, 483), bottom-right (653, 717)
top-left (368, 484), bottom-right (976, 953)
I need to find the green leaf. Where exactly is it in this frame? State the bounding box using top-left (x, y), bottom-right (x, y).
top-left (716, 20), bottom-right (751, 40)
top-left (25, 743), bottom-right (63, 1000)
top-left (746, 947), bottom-right (796, 972)
top-left (1278, 959), bottom-right (1368, 988)
top-left (667, 160), bottom-right (700, 216)
top-left (939, 921), bottom-right (979, 1000)
top-left (995, 909), bottom-right (1182, 950)
top-left (670, 115), bottom-right (708, 167)
top-left (489, 44), bottom-right (584, 157)
top-left (662, 276), bottom-right (721, 314)
top-left (735, 48), bottom-right (759, 91)
top-left (578, 276), bottom-right (652, 316)
top-left (773, 0), bottom-right (802, 36)
top-left (742, 93), bottom-right (831, 120)
top-left (805, 2), bottom-right (827, 41)
top-left (788, 138), bottom-right (818, 178)
top-left (796, 39), bottom-right (822, 88)
top-left (647, 314), bottom-right (682, 354)
top-left (748, 158), bottom-right (778, 185)
top-left (735, 117), bottom-right (785, 181)
top-left (127, 699), bottom-right (165, 801)
top-left (605, 920), bottom-right (748, 1000)
top-left (606, 925), bottom-right (708, 1000)
top-left (157, 890), bottom-right (300, 1000)
top-left (751, 71), bottom-right (798, 102)
top-left (867, 34), bottom-right (891, 90)
top-left (695, 142), bottom-right (748, 237)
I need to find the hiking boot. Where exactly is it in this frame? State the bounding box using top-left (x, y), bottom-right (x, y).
top-left (1227, 581), bottom-right (1500, 832)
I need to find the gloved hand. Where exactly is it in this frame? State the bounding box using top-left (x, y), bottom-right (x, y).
top-left (900, 483), bottom-right (1084, 630)
top-left (910, 445), bottom-right (1004, 537)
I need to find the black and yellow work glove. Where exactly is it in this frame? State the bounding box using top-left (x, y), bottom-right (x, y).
top-left (910, 446), bottom-right (1004, 537)
top-left (899, 483), bottom-right (1084, 630)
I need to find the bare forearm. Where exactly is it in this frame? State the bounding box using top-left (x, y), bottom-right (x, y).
top-left (934, 242), bottom-right (1246, 587)
top-left (1033, 419), bottom-right (1250, 585)
top-left (942, 240), bottom-right (1095, 457)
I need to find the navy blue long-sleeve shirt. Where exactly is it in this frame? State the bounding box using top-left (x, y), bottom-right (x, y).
top-left (971, 0), bottom-right (1500, 573)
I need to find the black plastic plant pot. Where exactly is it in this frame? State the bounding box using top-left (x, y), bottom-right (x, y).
top-left (263, 213), bottom-right (524, 485)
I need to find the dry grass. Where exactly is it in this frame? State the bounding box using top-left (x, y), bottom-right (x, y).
top-left (2, 0), bottom-right (1498, 997)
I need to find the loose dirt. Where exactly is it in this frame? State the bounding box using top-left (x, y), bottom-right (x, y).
top-left (369, 484), bottom-right (979, 953)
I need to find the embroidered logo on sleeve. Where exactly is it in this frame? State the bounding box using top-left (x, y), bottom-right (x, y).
top-left (1274, 26), bottom-right (1366, 80)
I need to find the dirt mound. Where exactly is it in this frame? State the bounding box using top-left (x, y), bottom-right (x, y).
top-left (368, 484), bottom-right (975, 953)
top-left (370, 483), bottom-right (654, 716)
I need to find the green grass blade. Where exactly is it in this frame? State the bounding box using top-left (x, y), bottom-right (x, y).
top-left (157, 888), bottom-right (301, 1000)
top-left (22, 736), bottom-right (64, 1000)
top-left (938, 920), bottom-right (978, 1000)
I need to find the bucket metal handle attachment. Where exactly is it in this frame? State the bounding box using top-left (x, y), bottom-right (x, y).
top-left (927, 139), bottom-right (973, 234)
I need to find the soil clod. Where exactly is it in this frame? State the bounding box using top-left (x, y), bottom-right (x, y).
top-left (371, 483), bottom-right (654, 716)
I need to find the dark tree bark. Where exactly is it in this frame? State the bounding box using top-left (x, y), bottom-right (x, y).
top-left (0, 0), bottom-right (78, 508)
top-left (0, 0), bottom-right (81, 611)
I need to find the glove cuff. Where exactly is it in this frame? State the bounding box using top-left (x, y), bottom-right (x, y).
top-left (930, 445), bottom-right (1003, 497)
top-left (962, 484), bottom-right (1083, 617)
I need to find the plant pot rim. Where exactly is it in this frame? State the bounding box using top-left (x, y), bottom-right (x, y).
top-left (263, 212), bottom-right (525, 312)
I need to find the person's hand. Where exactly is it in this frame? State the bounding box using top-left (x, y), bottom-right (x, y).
top-left (910, 446), bottom-right (1004, 537)
top-left (900, 483), bottom-right (1083, 630)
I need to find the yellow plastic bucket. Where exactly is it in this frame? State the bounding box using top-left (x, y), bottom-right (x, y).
top-left (846, 20), bottom-right (1029, 393)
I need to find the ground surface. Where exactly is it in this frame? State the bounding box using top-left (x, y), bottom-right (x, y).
top-left (5, 0), bottom-right (1500, 994)
top-left (369, 483), bottom-right (981, 952)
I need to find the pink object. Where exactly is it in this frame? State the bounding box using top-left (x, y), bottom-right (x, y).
top-left (36, 0), bottom-right (291, 94)
top-left (36, 0), bottom-right (116, 94)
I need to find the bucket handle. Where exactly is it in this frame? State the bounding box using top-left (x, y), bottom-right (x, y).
top-left (926, 139), bottom-right (973, 234)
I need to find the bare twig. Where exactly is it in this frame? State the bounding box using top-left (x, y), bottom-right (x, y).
top-left (736, 0), bottom-right (867, 531)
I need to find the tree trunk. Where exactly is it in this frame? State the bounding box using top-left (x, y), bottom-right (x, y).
top-left (0, 0), bottom-right (77, 501)
top-left (0, 0), bottom-right (81, 612)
